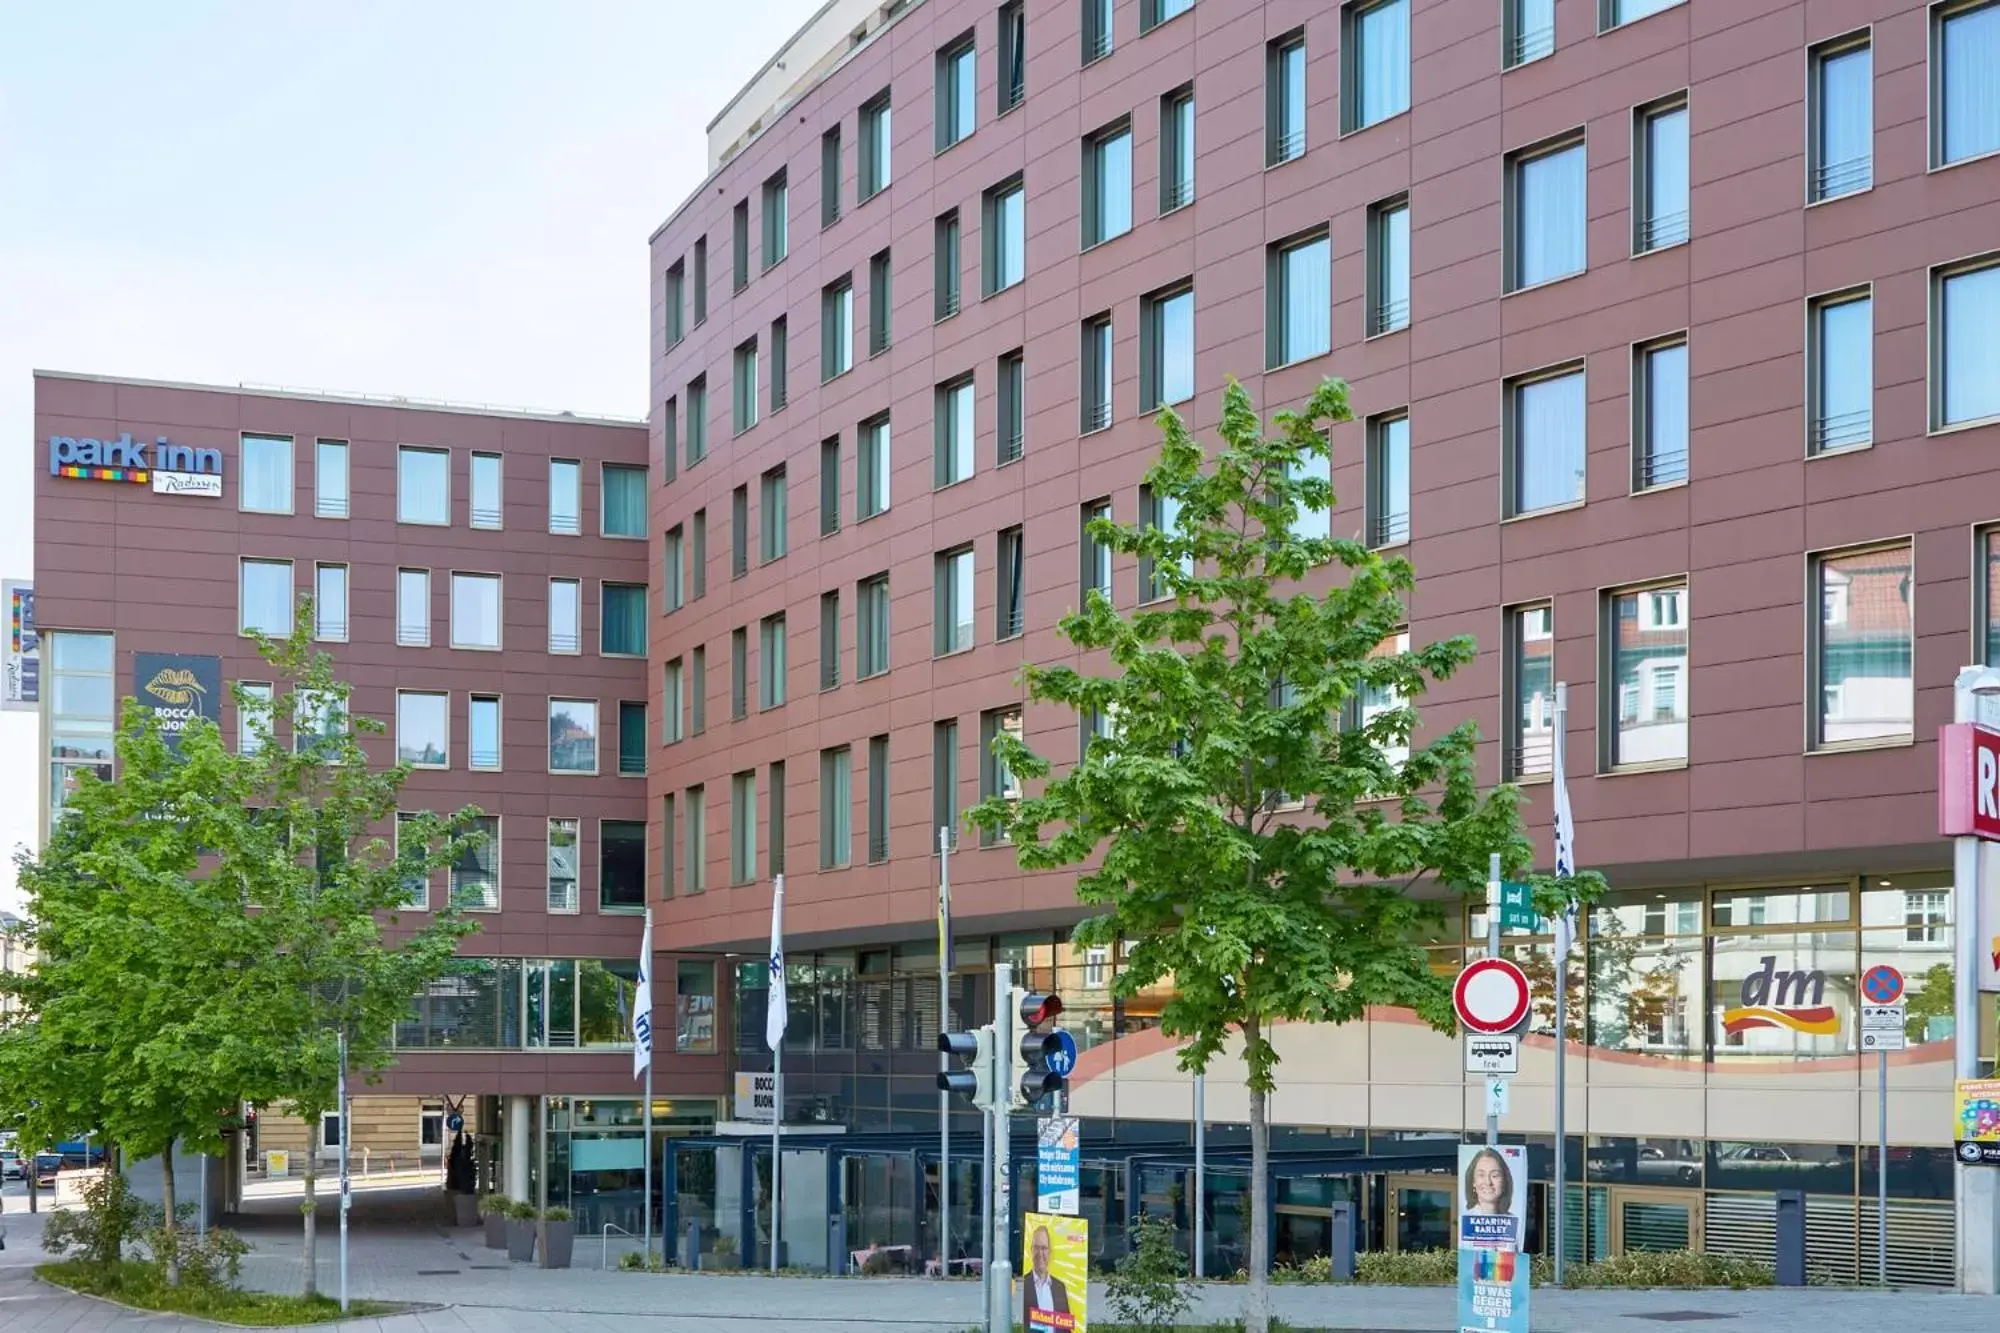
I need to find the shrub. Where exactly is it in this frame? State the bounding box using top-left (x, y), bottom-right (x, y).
top-left (1356, 1248), bottom-right (1456, 1286)
top-left (1562, 1250), bottom-right (1774, 1290)
top-left (505, 1200), bottom-right (538, 1220)
top-left (139, 1222), bottom-right (250, 1289)
top-left (477, 1193), bottom-right (510, 1218)
top-left (41, 1169), bottom-right (147, 1269)
top-left (617, 1249), bottom-right (667, 1272)
top-left (1270, 1254), bottom-right (1334, 1284)
top-left (1102, 1213), bottom-right (1192, 1331)
top-left (541, 1207), bottom-right (572, 1223)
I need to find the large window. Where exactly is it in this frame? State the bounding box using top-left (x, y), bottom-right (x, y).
top-left (1507, 136), bottom-right (1586, 291)
top-left (686, 375), bottom-right (708, 465)
top-left (979, 707), bottom-right (1024, 844)
top-left (1141, 284), bottom-right (1194, 410)
top-left (1084, 0), bottom-right (1113, 60)
top-left (547, 817), bottom-right (580, 913)
top-left (937, 33), bottom-right (976, 150)
top-left (730, 771), bottom-right (758, 885)
top-left (1268, 230), bottom-right (1331, 367)
top-left (1368, 195), bottom-right (1410, 336)
top-left (1812, 542), bottom-right (1913, 749)
top-left (1605, 584), bottom-right (1688, 769)
top-left (933, 719), bottom-right (961, 850)
top-left (691, 236), bottom-right (707, 325)
top-left (859, 414), bottom-right (891, 518)
top-left (731, 485), bottom-right (749, 579)
top-left (867, 734), bottom-right (890, 862)
top-left (1809, 289), bottom-right (1873, 453)
top-left (820, 591), bottom-right (841, 690)
top-left (1084, 121), bottom-right (1133, 247)
top-left (820, 746), bottom-right (852, 868)
top-left (1347, 630), bottom-right (1411, 772)
top-left (691, 647), bottom-right (707, 735)
top-left (761, 466), bottom-right (788, 562)
top-left (242, 434), bottom-right (294, 514)
top-left (684, 785), bottom-right (707, 892)
top-left (998, 350), bottom-right (1025, 464)
top-left (314, 563), bottom-right (348, 641)
top-left (393, 813), bottom-right (430, 909)
top-left (1139, 484), bottom-right (1188, 602)
top-left (1504, 0), bottom-right (1555, 67)
top-left (860, 90), bottom-right (892, 199)
top-left (868, 250), bottom-right (892, 355)
top-left (935, 547), bottom-right (975, 655)
top-left (548, 578), bottom-right (581, 654)
top-left (451, 815), bottom-right (500, 910)
top-left (397, 446), bottom-right (449, 525)
top-left (602, 464), bottom-right (646, 539)
top-left (1081, 499), bottom-right (1113, 600)
top-left (759, 613), bottom-right (787, 709)
top-left (314, 440), bottom-right (348, 518)
top-left (396, 690), bottom-right (449, 768)
top-left (984, 177), bottom-right (1025, 294)
top-left (240, 558), bottom-right (294, 637)
top-left (548, 458), bottom-right (581, 535)
top-left (732, 198), bottom-right (750, 291)
top-left (734, 338), bottom-right (760, 434)
top-left (762, 168), bottom-right (789, 268)
top-left (470, 452), bottom-right (502, 529)
top-left (1267, 30), bottom-right (1307, 165)
top-left (238, 681), bottom-right (273, 755)
top-left (691, 509), bottom-right (707, 599)
top-left (602, 583), bottom-right (647, 657)
top-left (397, 568), bottom-right (430, 647)
top-left (664, 659), bottom-right (685, 743)
top-left (821, 127), bottom-right (842, 228)
top-left (548, 698), bottom-right (599, 773)
top-left (1634, 97), bottom-right (1690, 254)
top-left (997, 526), bottom-right (1025, 640)
top-left (469, 694), bottom-right (501, 769)
top-left (1343, 0), bottom-right (1410, 133)
top-left (730, 626), bottom-right (748, 719)
top-left (999, 0), bottom-right (1026, 112)
top-left (936, 377), bottom-right (975, 487)
top-left (1506, 366), bottom-right (1586, 517)
top-left (1809, 35), bottom-right (1872, 201)
top-left (1935, 257), bottom-right (2000, 429)
top-left (1935, 0), bottom-right (2000, 168)
top-left (1633, 336), bottom-right (1689, 490)
top-left (768, 761), bottom-right (787, 876)
top-left (295, 690), bottom-right (344, 760)
top-left (822, 277), bottom-right (854, 380)
top-left (676, 960), bottom-right (717, 1052)
top-left (47, 632), bottom-right (115, 829)
top-left (1160, 85), bottom-right (1195, 211)
top-left (1367, 412), bottom-right (1411, 548)
top-left (1586, 888), bottom-right (1703, 1061)
top-left (1292, 448), bottom-right (1331, 543)
top-left (936, 209), bottom-right (962, 319)
top-left (820, 438), bottom-right (841, 535)
top-left (1082, 314), bottom-right (1113, 432)
top-left (1504, 603), bottom-right (1555, 779)
top-left (665, 258), bottom-right (686, 343)
top-left (772, 314), bottom-right (789, 414)
top-left (664, 525), bottom-right (686, 612)
top-left (858, 573), bottom-right (890, 678)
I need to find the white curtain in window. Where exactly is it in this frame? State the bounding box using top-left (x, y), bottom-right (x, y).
top-left (471, 454), bottom-right (502, 526)
top-left (1100, 133), bottom-right (1133, 240)
top-left (1517, 0), bottom-right (1555, 57)
top-left (1817, 296), bottom-right (1872, 442)
top-left (398, 450), bottom-right (448, 524)
top-left (1516, 372), bottom-right (1585, 513)
top-left (950, 382), bottom-right (975, 479)
top-left (397, 569), bottom-right (430, 644)
top-left (1378, 417), bottom-right (1410, 537)
top-left (1518, 144), bottom-right (1585, 286)
top-left (1284, 238), bottom-right (1332, 361)
top-left (549, 580), bottom-right (580, 651)
top-left (1943, 3), bottom-right (2000, 165)
top-left (999, 188), bottom-right (1025, 286)
top-left (315, 442), bottom-right (348, 515)
top-left (1645, 343), bottom-right (1689, 485)
top-left (241, 561), bottom-right (293, 635)
top-left (315, 565), bottom-right (348, 637)
top-left (1384, 205), bottom-right (1410, 324)
top-left (1817, 45), bottom-right (1872, 193)
top-left (1161, 291), bottom-right (1194, 404)
top-left (241, 438), bottom-right (292, 513)
top-left (1944, 265), bottom-right (2000, 425)
top-left (452, 574), bottom-right (500, 648)
top-left (952, 553), bottom-right (975, 649)
top-left (549, 460), bottom-right (580, 530)
top-left (1358, 0), bottom-right (1410, 126)
top-left (1283, 44), bottom-right (1307, 149)
top-left (1645, 107), bottom-right (1689, 246)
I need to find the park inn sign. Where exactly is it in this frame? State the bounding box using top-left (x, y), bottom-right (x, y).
top-left (48, 432), bottom-right (224, 498)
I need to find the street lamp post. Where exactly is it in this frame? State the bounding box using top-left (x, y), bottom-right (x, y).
top-left (1952, 665), bottom-right (2000, 1294)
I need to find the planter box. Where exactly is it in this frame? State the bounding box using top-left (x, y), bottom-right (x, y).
top-left (484, 1213), bottom-right (508, 1249)
top-left (539, 1220), bottom-right (575, 1269)
top-left (453, 1193), bottom-right (479, 1228)
top-left (506, 1217), bottom-right (538, 1263)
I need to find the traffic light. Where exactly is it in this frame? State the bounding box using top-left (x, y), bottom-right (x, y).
top-left (937, 1023), bottom-right (998, 1107)
top-left (1012, 988), bottom-right (1071, 1108)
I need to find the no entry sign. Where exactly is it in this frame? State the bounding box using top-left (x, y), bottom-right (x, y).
top-left (1455, 958), bottom-right (1532, 1035)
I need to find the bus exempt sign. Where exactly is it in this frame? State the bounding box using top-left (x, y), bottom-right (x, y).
top-left (1454, 958), bottom-right (1531, 1034)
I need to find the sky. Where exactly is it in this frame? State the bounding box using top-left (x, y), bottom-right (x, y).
top-left (0, 1), bottom-right (825, 912)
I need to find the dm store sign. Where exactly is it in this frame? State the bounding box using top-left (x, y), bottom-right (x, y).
top-left (50, 432), bottom-right (224, 498)
top-left (133, 653), bottom-right (222, 749)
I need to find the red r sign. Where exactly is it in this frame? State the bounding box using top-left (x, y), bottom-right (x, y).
top-left (1938, 723), bottom-right (2000, 841)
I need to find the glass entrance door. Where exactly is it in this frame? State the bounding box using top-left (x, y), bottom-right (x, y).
top-left (1386, 1174), bottom-right (1454, 1253)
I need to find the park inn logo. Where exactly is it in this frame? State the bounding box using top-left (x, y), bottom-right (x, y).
top-left (1721, 956), bottom-right (1840, 1036)
top-left (48, 432), bottom-right (224, 497)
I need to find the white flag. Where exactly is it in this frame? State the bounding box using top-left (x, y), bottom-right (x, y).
top-left (632, 909), bottom-right (655, 1079)
top-left (1551, 682), bottom-right (1579, 957)
top-left (766, 875), bottom-right (788, 1053)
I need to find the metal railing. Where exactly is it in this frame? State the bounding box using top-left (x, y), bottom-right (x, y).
top-left (549, 513), bottom-right (582, 536)
top-left (1637, 446), bottom-right (1689, 490)
top-left (936, 288), bottom-right (961, 320)
top-left (1371, 297), bottom-right (1410, 335)
top-left (470, 505), bottom-right (502, 528)
top-left (1368, 511), bottom-right (1410, 548)
top-left (316, 497), bottom-right (350, 519)
top-left (1506, 24), bottom-right (1555, 66)
top-left (1083, 400), bottom-right (1112, 433)
top-left (1271, 128), bottom-right (1306, 165)
top-left (1812, 155), bottom-right (1871, 201)
top-left (1812, 408), bottom-right (1871, 452)
top-left (548, 630), bottom-right (580, 653)
top-left (1160, 178), bottom-right (1194, 212)
top-left (1084, 30), bottom-right (1111, 62)
top-left (397, 626), bottom-right (429, 648)
top-left (469, 747), bottom-right (501, 770)
top-left (999, 430), bottom-right (1024, 464)
top-left (1638, 208), bottom-right (1691, 251)
top-left (602, 1222), bottom-right (637, 1271)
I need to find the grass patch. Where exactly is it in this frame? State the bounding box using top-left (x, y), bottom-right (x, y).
top-left (39, 1260), bottom-right (402, 1327)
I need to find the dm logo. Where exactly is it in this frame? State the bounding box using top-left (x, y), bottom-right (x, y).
top-left (1721, 956), bottom-right (1839, 1036)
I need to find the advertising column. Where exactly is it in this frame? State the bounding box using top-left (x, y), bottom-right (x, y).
top-left (1457, 1144), bottom-right (1529, 1333)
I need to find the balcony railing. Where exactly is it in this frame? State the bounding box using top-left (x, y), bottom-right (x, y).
top-left (316, 497), bottom-right (350, 519)
top-left (1271, 128), bottom-right (1306, 165)
top-left (1812, 155), bottom-right (1871, 202)
top-left (548, 629), bottom-right (580, 653)
top-left (469, 747), bottom-right (501, 770)
top-left (999, 429), bottom-right (1024, 464)
top-left (548, 513), bottom-right (581, 536)
top-left (1160, 178), bottom-right (1194, 213)
top-left (1812, 408), bottom-right (1871, 453)
top-left (1638, 208), bottom-right (1690, 252)
top-left (396, 624), bottom-right (429, 648)
top-left (1368, 511), bottom-right (1410, 549)
top-left (1637, 446), bottom-right (1689, 490)
top-left (1371, 297), bottom-right (1410, 336)
top-left (1083, 400), bottom-right (1112, 433)
top-left (1506, 24), bottom-right (1555, 67)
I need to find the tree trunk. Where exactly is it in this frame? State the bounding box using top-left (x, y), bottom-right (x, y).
top-left (1243, 1020), bottom-right (1271, 1333)
top-left (302, 1152), bottom-right (319, 1298)
top-left (161, 1139), bottom-right (181, 1287)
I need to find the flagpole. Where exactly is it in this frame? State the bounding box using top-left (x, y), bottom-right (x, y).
top-left (769, 874), bottom-right (786, 1274)
top-left (1552, 681), bottom-right (1570, 1285)
top-left (643, 908), bottom-right (654, 1263)
top-left (938, 825), bottom-right (953, 1278)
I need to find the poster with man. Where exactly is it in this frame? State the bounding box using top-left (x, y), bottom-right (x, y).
top-left (1456, 1143), bottom-right (1529, 1333)
top-left (1021, 1211), bottom-right (1088, 1333)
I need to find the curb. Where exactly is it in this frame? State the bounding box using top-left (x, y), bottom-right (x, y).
top-left (33, 1270), bottom-right (441, 1328)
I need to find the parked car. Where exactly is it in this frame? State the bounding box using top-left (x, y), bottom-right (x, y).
top-left (34, 1152), bottom-right (63, 1187)
top-left (0, 1147), bottom-right (24, 1179)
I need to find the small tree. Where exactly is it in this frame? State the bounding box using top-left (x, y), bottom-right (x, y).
top-left (969, 378), bottom-right (1602, 1333)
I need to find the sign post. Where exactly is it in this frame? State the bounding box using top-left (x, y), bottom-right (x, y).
top-left (1859, 964), bottom-right (1905, 1285)
top-left (1456, 944), bottom-right (1530, 1151)
top-left (1457, 1143), bottom-right (1529, 1333)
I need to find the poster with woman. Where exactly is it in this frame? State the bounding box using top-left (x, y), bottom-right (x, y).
top-left (1456, 1144), bottom-right (1529, 1333)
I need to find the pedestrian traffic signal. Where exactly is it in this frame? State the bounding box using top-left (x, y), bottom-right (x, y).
top-left (1011, 988), bottom-right (1070, 1107)
top-left (937, 1023), bottom-right (998, 1107)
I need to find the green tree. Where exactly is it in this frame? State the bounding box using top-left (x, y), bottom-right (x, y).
top-left (967, 378), bottom-right (1602, 1333)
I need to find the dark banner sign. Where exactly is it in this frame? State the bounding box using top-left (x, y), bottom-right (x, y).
top-left (132, 652), bottom-right (223, 749)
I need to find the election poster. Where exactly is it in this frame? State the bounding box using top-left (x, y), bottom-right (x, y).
top-left (1457, 1143), bottom-right (1529, 1333)
top-left (1021, 1210), bottom-right (1088, 1333)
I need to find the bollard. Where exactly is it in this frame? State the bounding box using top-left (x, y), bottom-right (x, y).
top-left (1329, 1201), bottom-right (1357, 1281)
top-left (684, 1220), bottom-right (700, 1270)
top-left (1774, 1190), bottom-right (1806, 1287)
top-left (830, 1216), bottom-right (848, 1275)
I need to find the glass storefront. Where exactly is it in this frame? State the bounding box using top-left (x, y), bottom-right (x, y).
top-left (543, 1096), bottom-right (718, 1239)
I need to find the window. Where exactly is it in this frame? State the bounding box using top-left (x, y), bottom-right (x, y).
top-left (732, 484), bottom-right (749, 579)
top-left (602, 464), bottom-right (646, 539)
top-left (313, 563), bottom-right (348, 641)
top-left (759, 613), bottom-right (787, 709)
top-left (241, 433), bottom-right (294, 514)
top-left (470, 452), bottom-right (502, 529)
top-left (675, 958), bottom-right (715, 1050)
top-left (1081, 499), bottom-right (1113, 600)
top-left (1084, 0), bottom-right (1113, 61)
top-left (1935, 1), bottom-right (2000, 167)
top-left (1268, 230), bottom-right (1331, 367)
top-left (820, 746), bottom-right (853, 868)
top-left (691, 236), bottom-right (708, 325)
top-left (1000, 1), bottom-right (1026, 111)
top-left (1292, 446), bottom-right (1331, 543)
top-left (1504, 603), bottom-right (1555, 778)
top-left (983, 177), bottom-right (1025, 294)
top-left (548, 698), bottom-right (598, 773)
top-left (980, 708), bottom-right (1024, 843)
top-left (548, 458), bottom-right (581, 535)
top-left (240, 558), bottom-right (294, 636)
top-left (1142, 0), bottom-right (1193, 32)
top-left (1139, 484), bottom-right (1188, 602)
top-left (602, 819), bottom-right (645, 909)
top-left (859, 414), bottom-right (892, 518)
top-left (1507, 136), bottom-right (1586, 290)
top-left (820, 590), bottom-right (841, 689)
top-left (1083, 121), bottom-right (1133, 247)
top-left (239, 682), bottom-right (273, 754)
top-left (469, 694), bottom-right (501, 770)
top-left (548, 578), bottom-right (581, 654)
top-left (294, 689), bottom-right (345, 759)
top-left (761, 466), bottom-right (788, 562)
top-left (934, 209), bottom-right (963, 319)
top-left (46, 632), bottom-right (114, 830)
top-left (1368, 195), bottom-right (1410, 336)
top-left (691, 509), bottom-right (708, 598)
top-left (762, 168), bottom-right (789, 268)
top-left (397, 568), bottom-right (430, 646)
top-left (1809, 35), bottom-right (1872, 201)
top-left (1366, 412), bottom-right (1411, 548)
top-left (1599, 0), bottom-right (1682, 28)
top-left (602, 583), bottom-right (647, 656)
top-left (1634, 97), bottom-right (1690, 253)
top-left (450, 572), bottom-right (501, 650)
top-left (664, 525), bottom-right (686, 611)
top-left (997, 351), bottom-right (1025, 464)
top-left (662, 397), bottom-right (678, 484)
top-left (1605, 584), bottom-right (1688, 768)
top-left (1504, 0), bottom-right (1555, 66)
top-left (933, 719), bottom-right (961, 850)
top-left (665, 259), bottom-right (686, 343)
top-left (691, 646), bottom-right (707, 734)
top-left (858, 573), bottom-right (890, 678)
top-left (731, 627), bottom-right (748, 719)
top-left (1141, 284), bottom-right (1194, 410)
top-left (867, 734), bottom-right (890, 862)
top-left (937, 33), bottom-right (977, 150)
top-left (315, 440), bottom-right (348, 518)
top-left (732, 198), bottom-right (750, 291)
top-left (1160, 84), bottom-right (1195, 211)
top-left (1983, 528), bottom-right (2000, 666)
top-left (664, 659), bottom-right (685, 743)
top-left (819, 437), bottom-right (842, 535)
top-left (731, 771), bottom-right (758, 884)
top-left (1505, 365), bottom-right (1586, 517)
top-left (547, 818), bottom-right (580, 913)
top-left (1812, 542), bottom-right (1913, 748)
top-left (768, 760), bottom-right (787, 876)
top-left (1934, 257), bottom-right (2000, 428)
top-left (821, 126), bottom-right (843, 227)
top-left (1081, 314), bottom-right (1113, 432)
top-left (823, 277), bottom-right (854, 379)
top-left (394, 813), bottom-right (430, 909)
top-left (936, 376), bottom-right (975, 487)
top-left (686, 375), bottom-right (708, 465)
top-left (936, 547), bottom-right (975, 655)
top-left (684, 785), bottom-right (707, 892)
top-left (859, 90), bottom-right (892, 199)
top-left (1807, 289), bottom-right (1873, 453)
top-left (997, 526), bottom-right (1025, 640)
top-left (1267, 30), bottom-right (1307, 166)
top-left (1343, 0), bottom-right (1410, 133)
top-left (452, 816), bottom-right (500, 909)
top-left (1347, 630), bottom-right (1411, 771)
top-left (1906, 890), bottom-right (1950, 944)
top-left (1633, 336), bottom-right (1689, 490)
top-left (397, 446), bottom-right (449, 525)
top-left (868, 249), bottom-right (892, 355)
top-left (734, 338), bottom-right (760, 434)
